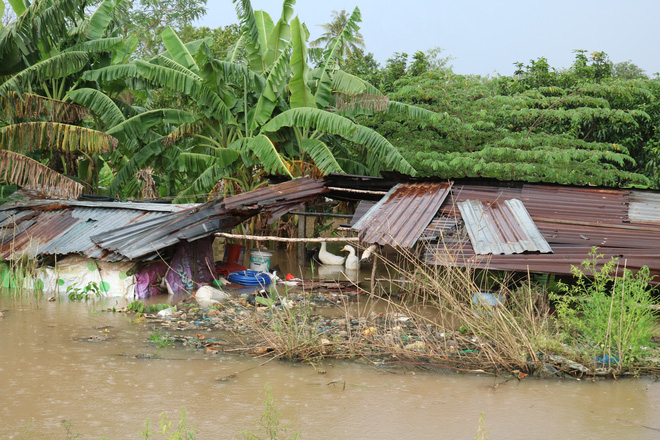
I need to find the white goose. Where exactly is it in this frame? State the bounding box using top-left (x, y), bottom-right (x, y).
top-left (341, 245), bottom-right (360, 270)
top-left (318, 241), bottom-right (346, 266)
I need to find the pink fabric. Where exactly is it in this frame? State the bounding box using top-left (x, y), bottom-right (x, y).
top-left (164, 237), bottom-right (216, 295)
top-left (134, 261), bottom-right (168, 298)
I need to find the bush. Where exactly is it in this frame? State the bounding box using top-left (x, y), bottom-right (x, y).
top-left (551, 248), bottom-right (658, 368)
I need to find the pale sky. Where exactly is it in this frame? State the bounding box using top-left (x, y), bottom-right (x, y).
top-left (197, 0), bottom-right (660, 77)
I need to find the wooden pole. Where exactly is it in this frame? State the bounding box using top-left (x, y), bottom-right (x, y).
top-left (370, 253), bottom-right (378, 294)
top-left (297, 209), bottom-right (306, 265)
top-left (215, 232), bottom-right (359, 243)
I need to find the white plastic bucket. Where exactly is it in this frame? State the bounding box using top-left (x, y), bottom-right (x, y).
top-left (249, 249), bottom-right (273, 272)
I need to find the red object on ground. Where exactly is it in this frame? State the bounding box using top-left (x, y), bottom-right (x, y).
top-left (224, 243), bottom-right (245, 264)
top-left (215, 262), bottom-right (248, 277)
top-left (286, 273), bottom-right (295, 281)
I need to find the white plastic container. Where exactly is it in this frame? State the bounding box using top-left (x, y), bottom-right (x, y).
top-left (249, 249), bottom-right (273, 272)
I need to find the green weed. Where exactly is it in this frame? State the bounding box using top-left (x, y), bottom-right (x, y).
top-left (67, 281), bottom-right (102, 302)
top-left (127, 300), bottom-right (146, 316)
top-left (148, 327), bottom-right (173, 348)
top-left (551, 247), bottom-right (658, 369)
top-left (142, 407), bottom-right (197, 439)
top-left (242, 384), bottom-right (300, 440)
top-left (475, 412), bottom-right (489, 440)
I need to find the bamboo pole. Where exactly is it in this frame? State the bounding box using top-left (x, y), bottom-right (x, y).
top-left (215, 232), bottom-right (359, 243)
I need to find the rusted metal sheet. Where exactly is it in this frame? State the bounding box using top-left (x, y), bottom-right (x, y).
top-left (93, 178), bottom-right (329, 260)
top-left (628, 190), bottom-right (660, 224)
top-left (349, 200), bottom-right (377, 226)
top-left (352, 182), bottom-right (453, 248)
top-left (224, 178), bottom-right (327, 211)
top-left (458, 199), bottom-right (552, 255)
top-left (0, 200), bottom-right (193, 261)
top-left (423, 183), bottom-right (660, 281)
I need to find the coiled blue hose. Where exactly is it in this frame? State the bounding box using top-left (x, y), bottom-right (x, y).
top-left (227, 270), bottom-right (271, 286)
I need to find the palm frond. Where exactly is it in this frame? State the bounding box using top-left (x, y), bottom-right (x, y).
top-left (387, 100), bottom-right (442, 123)
top-left (151, 54), bottom-right (201, 81)
top-left (349, 125), bottom-right (416, 175)
top-left (0, 51), bottom-right (89, 96)
top-left (136, 61), bottom-right (235, 124)
top-left (2, 92), bottom-right (90, 123)
top-left (85, 0), bottom-right (117, 40)
top-left (0, 150), bottom-right (83, 199)
top-left (112, 35), bottom-right (138, 65)
top-left (289, 17), bottom-right (314, 108)
top-left (332, 70), bottom-right (381, 95)
top-left (6, 0), bottom-right (26, 15)
top-left (300, 139), bottom-right (344, 174)
top-left (66, 88), bottom-right (125, 128)
top-left (161, 26), bottom-right (200, 75)
top-left (253, 10), bottom-right (274, 64)
top-left (106, 109), bottom-right (196, 143)
top-left (251, 47), bottom-right (290, 129)
top-left (264, 0), bottom-right (295, 67)
top-left (248, 134), bottom-right (292, 177)
top-left (209, 60), bottom-right (265, 91)
top-left (63, 37), bottom-right (123, 54)
top-left (262, 107), bottom-right (357, 137)
top-left (233, 0), bottom-right (265, 74)
top-left (82, 63), bottom-right (138, 82)
top-left (1, 122), bottom-right (118, 153)
top-left (162, 121), bottom-right (204, 146)
top-left (179, 149), bottom-right (240, 173)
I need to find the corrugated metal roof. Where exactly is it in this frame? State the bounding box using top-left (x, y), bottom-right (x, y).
top-left (458, 199), bottom-right (552, 255)
top-left (93, 178), bottom-right (329, 260)
top-left (352, 182), bottom-right (452, 247)
top-left (0, 200), bottom-right (194, 261)
top-left (349, 200), bottom-right (376, 226)
top-left (420, 183), bottom-right (660, 281)
top-left (628, 190), bottom-right (660, 224)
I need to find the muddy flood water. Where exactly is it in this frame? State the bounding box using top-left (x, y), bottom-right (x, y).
top-left (1, 294), bottom-right (660, 440)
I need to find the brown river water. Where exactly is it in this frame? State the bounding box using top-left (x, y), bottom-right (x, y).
top-left (2, 296), bottom-right (660, 439)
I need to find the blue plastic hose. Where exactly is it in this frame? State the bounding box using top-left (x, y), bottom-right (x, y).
top-left (227, 270), bottom-right (271, 286)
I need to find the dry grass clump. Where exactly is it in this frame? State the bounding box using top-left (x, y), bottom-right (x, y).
top-left (238, 237), bottom-right (555, 374)
top-left (376, 246), bottom-right (553, 373)
top-left (242, 293), bottom-right (333, 364)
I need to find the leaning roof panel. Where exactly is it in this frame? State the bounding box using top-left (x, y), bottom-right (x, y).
top-left (352, 182), bottom-right (452, 248)
top-left (0, 199), bottom-right (194, 261)
top-left (458, 199), bottom-right (552, 255)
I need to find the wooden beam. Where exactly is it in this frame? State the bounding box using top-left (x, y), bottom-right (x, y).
top-left (216, 232), bottom-right (358, 243)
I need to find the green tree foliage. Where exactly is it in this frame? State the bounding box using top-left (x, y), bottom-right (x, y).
top-left (362, 50), bottom-right (655, 187)
top-left (0, 0), bottom-right (130, 197)
top-left (82, 0), bottom-right (437, 201)
top-left (612, 60), bottom-right (648, 80)
top-left (310, 9), bottom-right (364, 60)
top-left (124, 0), bottom-right (208, 58)
top-left (182, 23), bottom-right (241, 60)
top-left (342, 48), bottom-right (382, 89)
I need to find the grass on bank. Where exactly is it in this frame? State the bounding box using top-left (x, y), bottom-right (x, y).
top-left (237, 241), bottom-right (658, 377)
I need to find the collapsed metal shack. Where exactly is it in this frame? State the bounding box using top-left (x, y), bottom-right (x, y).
top-left (0, 178), bottom-right (329, 296)
top-left (325, 174), bottom-right (660, 283)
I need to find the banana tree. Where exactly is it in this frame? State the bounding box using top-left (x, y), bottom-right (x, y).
top-left (76, 0), bottom-right (442, 201)
top-left (0, 0), bottom-right (134, 198)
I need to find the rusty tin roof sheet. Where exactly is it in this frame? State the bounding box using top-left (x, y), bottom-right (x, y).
top-left (458, 199), bottom-right (552, 255)
top-left (0, 201), bottom-right (194, 261)
top-left (422, 183), bottom-right (660, 280)
top-left (352, 182), bottom-right (452, 248)
top-left (93, 178), bottom-right (328, 260)
top-left (628, 190), bottom-right (660, 224)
